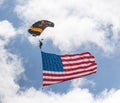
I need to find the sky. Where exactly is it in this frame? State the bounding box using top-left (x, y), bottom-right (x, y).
top-left (0, 0), bottom-right (120, 103)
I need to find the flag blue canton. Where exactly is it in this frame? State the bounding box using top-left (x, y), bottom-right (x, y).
top-left (41, 52), bottom-right (64, 72)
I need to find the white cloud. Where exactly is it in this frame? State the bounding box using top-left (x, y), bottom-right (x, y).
top-left (71, 78), bottom-right (95, 89)
top-left (0, 20), bottom-right (16, 45)
top-left (0, 0), bottom-right (3, 6)
top-left (1, 87), bottom-right (120, 103)
top-left (15, 0), bottom-right (120, 53)
top-left (0, 49), bottom-right (23, 97)
top-left (0, 20), bottom-right (24, 102)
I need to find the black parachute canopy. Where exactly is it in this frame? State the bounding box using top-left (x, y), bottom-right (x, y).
top-left (28, 20), bottom-right (54, 36)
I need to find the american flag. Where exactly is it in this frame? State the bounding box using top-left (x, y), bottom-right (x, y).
top-left (41, 51), bottom-right (97, 86)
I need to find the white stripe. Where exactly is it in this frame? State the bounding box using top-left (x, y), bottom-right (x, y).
top-left (43, 80), bottom-right (61, 85)
top-left (43, 69), bottom-right (96, 82)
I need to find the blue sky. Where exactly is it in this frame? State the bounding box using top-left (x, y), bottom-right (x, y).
top-left (0, 0), bottom-right (120, 103)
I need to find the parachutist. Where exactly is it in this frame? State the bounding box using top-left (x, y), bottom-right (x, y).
top-left (28, 20), bottom-right (54, 49)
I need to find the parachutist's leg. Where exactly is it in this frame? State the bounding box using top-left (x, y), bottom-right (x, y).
top-left (39, 40), bottom-right (43, 49)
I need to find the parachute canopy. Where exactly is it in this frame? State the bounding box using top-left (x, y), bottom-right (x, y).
top-left (28, 20), bottom-right (54, 36)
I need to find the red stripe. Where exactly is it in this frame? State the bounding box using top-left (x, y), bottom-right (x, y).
top-left (63, 61), bottom-right (95, 67)
top-left (64, 63), bottom-right (97, 71)
top-left (43, 71), bottom-right (96, 86)
top-left (61, 52), bottom-right (91, 57)
top-left (61, 55), bottom-right (95, 62)
top-left (43, 67), bottom-right (97, 77)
